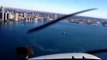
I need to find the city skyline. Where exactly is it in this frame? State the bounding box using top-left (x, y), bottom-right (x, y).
top-left (0, 0), bottom-right (107, 19)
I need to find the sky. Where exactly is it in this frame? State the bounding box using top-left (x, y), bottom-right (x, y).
top-left (0, 0), bottom-right (107, 19)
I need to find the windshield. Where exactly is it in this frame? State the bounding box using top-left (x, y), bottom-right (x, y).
top-left (0, 0), bottom-right (107, 60)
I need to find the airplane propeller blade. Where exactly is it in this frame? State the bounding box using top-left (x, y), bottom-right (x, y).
top-left (27, 8), bottom-right (97, 34)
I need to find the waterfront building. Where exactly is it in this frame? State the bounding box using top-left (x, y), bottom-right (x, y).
top-left (0, 6), bottom-right (5, 21)
top-left (55, 14), bottom-right (58, 19)
top-left (1, 6), bottom-right (5, 21)
top-left (0, 12), bottom-right (2, 21)
top-left (4, 12), bottom-right (8, 20)
top-left (0, 6), bottom-right (13, 21)
top-left (8, 12), bottom-right (14, 20)
top-left (14, 13), bottom-right (19, 21)
top-left (23, 13), bottom-right (27, 18)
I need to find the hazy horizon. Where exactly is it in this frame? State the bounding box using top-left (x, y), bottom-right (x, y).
top-left (0, 0), bottom-right (107, 19)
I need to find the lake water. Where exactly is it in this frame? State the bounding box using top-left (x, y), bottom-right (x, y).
top-left (0, 21), bottom-right (107, 60)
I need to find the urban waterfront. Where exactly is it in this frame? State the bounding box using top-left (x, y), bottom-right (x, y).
top-left (1, 6), bottom-right (107, 27)
top-left (0, 21), bottom-right (107, 60)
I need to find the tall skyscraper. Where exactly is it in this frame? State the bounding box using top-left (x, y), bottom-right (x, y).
top-left (4, 12), bottom-right (8, 20)
top-left (0, 12), bottom-right (2, 20)
top-left (1, 6), bottom-right (5, 21)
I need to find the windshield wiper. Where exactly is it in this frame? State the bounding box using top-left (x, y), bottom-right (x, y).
top-left (27, 8), bottom-right (97, 34)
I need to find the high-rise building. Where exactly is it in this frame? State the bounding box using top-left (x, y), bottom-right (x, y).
top-left (1, 6), bottom-right (5, 21)
top-left (0, 6), bottom-right (5, 21)
top-left (4, 12), bottom-right (8, 20)
top-left (0, 12), bottom-right (2, 20)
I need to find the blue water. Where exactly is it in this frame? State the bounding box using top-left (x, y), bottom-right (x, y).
top-left (0, 21), bottom-right (107, 60)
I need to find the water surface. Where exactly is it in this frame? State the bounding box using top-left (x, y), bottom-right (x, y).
top-left (0, 21), bottom-right (107, 60)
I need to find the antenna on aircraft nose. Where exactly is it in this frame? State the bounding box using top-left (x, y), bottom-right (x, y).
top-left (16, 46), bottom-right (34, 60)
